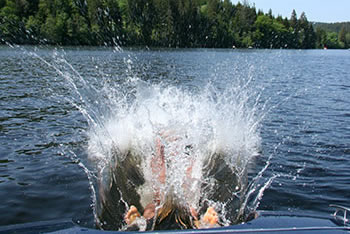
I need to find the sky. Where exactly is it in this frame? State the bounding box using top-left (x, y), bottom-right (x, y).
top-left (230, 0), bottom-right (349, 23)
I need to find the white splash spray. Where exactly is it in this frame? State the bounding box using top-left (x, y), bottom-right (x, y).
top-left (27, 47), bottom-right (274, 230)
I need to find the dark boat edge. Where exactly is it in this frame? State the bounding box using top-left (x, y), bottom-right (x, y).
top-left (1, 206), bottom-right (350, 234)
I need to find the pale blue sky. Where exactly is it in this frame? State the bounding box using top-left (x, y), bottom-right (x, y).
top-left (231, 0), bottom-right (349, 23)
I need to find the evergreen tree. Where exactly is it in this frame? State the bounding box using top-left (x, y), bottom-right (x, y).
top-left (290, 9), bottom-right (298, 29)
top-left (267, 9), bottom-right (273, 19)
top-left (0, 0), bottom-right (29, 44)
top-left (232, 2), bottom-right (256, 47)
top-left (151, 0), bottom-right (170, 46)
top-left (338, 26), bottom-right (348, 48)
top-left (299, 12), bottom-right (313, 49)
top-left (125, 0), bottom-right (156, 45)
top-left (345, 33), bottom-right (350, 48)
top-left (315, 27), bottom-right (327, 48)
top-left (289, 9), bottom-right (299, 48)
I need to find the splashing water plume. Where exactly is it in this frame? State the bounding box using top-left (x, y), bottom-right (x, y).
top-left (29, 47), bottom-right (272, 231)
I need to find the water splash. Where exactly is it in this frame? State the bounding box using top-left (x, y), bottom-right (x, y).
top-left (26, 47), bottom-right (275, 230)
top-left (85, 66), bottom-right (264, 230)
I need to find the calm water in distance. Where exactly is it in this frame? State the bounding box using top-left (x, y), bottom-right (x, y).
top-left (0, 46), bottom-right (349, 227)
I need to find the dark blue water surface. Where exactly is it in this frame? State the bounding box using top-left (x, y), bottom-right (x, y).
top-left (0, 46), bottom-right (349, 228)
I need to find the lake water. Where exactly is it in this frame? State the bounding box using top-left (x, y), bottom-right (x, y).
top-left (0, 46), bottom-right (349, 230)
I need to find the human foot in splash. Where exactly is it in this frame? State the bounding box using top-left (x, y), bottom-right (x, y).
top-left (124, 205), bottom-right (141, 225)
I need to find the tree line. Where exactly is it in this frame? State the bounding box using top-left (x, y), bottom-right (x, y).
top-left (314, 22), bottom-right (350, 49)
top-left (0, 0), bottom-right (348, 49)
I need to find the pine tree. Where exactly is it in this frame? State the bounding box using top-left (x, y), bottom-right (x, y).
top-left (339, 26), bottom-right (346, 48)
top-left (289, 9), bottom-right (299, 48)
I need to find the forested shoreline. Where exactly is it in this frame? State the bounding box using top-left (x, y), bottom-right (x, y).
top-left (1, 0), bottom-right (349, 49)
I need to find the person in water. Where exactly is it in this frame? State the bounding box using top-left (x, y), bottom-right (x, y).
top-left (123, 131), bottom-right (220, 230)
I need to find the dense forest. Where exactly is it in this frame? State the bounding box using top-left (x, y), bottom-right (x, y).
top-left (0, 0), bottom-right (349, 48)
top-left (314, 22), bottom-right (350, 48)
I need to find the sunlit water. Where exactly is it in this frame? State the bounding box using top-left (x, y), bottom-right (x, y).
top-left (0, 46), bottom-right (349, 230)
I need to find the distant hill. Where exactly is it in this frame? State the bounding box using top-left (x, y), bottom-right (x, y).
top-left (313, 22), bottom-right (350, 33)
